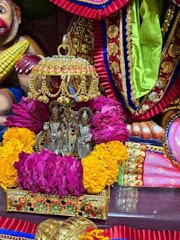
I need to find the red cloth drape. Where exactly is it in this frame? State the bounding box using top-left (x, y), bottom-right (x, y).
top-left (105, 225), bottom-right (180, 240)
top-left (0, 216), bottom-right (37, 234)
top-left (50, 0), bottom-right (129, 20)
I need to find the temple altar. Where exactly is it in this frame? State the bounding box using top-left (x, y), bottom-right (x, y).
top-left (1, 185), bottom-right (180, 231)
top-left (0, 1), bottom-right (179, 237)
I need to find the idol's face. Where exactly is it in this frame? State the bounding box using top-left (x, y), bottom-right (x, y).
top-left (0, 0), bottom-right (21, 45)
top-left (51, 106), bottom-right (60, 121)
top-left (0, 1), bottom-right (13, 37)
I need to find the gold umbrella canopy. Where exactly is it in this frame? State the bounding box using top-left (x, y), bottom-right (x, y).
top-left (28, 43), bottom-right (100, 104)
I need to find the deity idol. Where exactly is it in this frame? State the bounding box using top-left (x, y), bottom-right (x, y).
top-left (49, 0), bottom-right (180, 187)
top-left (77, 108), bottom-right (93, 158)
top-left (43, 101), bottom-right (65, 156)
top-left (50, 0), bottom-right (180, 142)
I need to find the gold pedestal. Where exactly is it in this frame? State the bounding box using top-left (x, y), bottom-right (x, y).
top-left (6, 187), bottom-right (110, 220)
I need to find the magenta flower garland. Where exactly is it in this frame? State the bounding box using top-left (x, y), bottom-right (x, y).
top-left (88, 96), bottom-right (129, 143)
top-left (5, 97), bottom-right (49, 134)
top-left (14, 149), bottom-right (85, 197)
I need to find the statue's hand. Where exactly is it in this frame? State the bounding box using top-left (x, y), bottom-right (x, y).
top-left (15, 54), bottom-right (41, 75)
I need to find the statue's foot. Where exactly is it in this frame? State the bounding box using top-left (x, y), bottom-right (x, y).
top-left (127, 121), bottom-right (164, 140)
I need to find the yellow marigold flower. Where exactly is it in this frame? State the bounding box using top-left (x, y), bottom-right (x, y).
top-left (3, 127), bottom-right (36, 146)
top-left (0, 127), bottom-right (35, 189)
top-left (82, 156), bottom-right (107, 194)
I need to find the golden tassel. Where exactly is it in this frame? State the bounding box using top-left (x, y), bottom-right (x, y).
top-left (0, 39), bottom-right (30, 83)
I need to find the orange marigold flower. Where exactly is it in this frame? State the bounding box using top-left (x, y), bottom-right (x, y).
top-left (80, 228), bottom-right (110, 240)
top-left (82, 140), bottom-right (128, 193)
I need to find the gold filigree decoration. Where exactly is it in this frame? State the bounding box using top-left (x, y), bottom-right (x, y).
top-left (35, 219), bottom-right (62, 240)
top-left (6, 188), bottom-right (110, 220)
top-left (155, 77), bottom-right (167, 89)
top-left (163, 97), bottom-right (180, 113)
top-left (107, 24), bottom-right (119, 38)
top-left (168, 43), bottom-right (180, 57)
top-left (162, 4), bottom-right (176, 37)
top-left (162, 111), bottom-right (180, 169)
top-left (111, 61), bottom-right (119, 74)
top-left (146, 145), bottom-right (164, 153)
top-left (67, 17), bottom-right (93, 64)
top-left (35, 217), bottom-right (97, 240)
top-left (28, 38), bottom-right (100, 104)
top-left (107, 42), bottom-right (118, 56)
top-left (122, 141), bottom-right (146, 187)
top-left (119, 4), bottom-right (139, 113)
top-left (161, 61), bottom-right (174, 73)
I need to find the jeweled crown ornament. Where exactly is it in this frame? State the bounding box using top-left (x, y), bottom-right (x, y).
top-left (28, 35), bottom-right (100, 104)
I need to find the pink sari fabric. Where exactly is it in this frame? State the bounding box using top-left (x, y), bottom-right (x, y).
top-left (166, 117), bottom-right (180, 164)
top-left (120, 141), bottom-right (180, 188)
top-left (144, 150), bottom-right (180, 188)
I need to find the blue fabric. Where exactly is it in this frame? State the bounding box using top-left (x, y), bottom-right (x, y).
top-left (0, 228), bottom-right (34, 239)
top-left (128, 135), bottom-right (163, 146)
top-left (111, 238), bottom-right (129, 240)
top-left (0, 85), bottom-right (26, 141)
top-left (69, 0), bottom-right (113, 9)
top-left (0, 126), bottom-right (7, 142)
top-left (7, 85), bottom-right (26, 103)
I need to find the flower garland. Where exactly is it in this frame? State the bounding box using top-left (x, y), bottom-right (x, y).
top-left (0, 127), bottom-right (36, 189)
top-left (14, 149), bottom-right (85, 197)
top-left (5, 97), bottom-right (49, 134)
top-left (80, 228), bottom-right (110, 240)
top-left (1, 96), bottom-right (129, 196)
top-left (88, 95), bottom-right (129, 144)
top-left (82, 140), bottom-right (128, 194)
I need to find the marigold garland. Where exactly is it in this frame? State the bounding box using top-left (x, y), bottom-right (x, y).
top-left (3, 127), bottom-right (36, 146)
top-left (79, 228), bottom-right (110, 240)
top-left (81, 140), bottom-right (128, 194)
top-left (0, 127), bottom-right (36, 189)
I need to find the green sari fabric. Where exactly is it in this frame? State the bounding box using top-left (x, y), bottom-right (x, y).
top-left (131, 0), bottom-right (163, 99)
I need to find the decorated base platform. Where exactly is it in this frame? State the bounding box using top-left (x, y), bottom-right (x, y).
top-left (1, 185), bottom-right (180, 231)
top-left (5, 187), bottom-right (110, 220)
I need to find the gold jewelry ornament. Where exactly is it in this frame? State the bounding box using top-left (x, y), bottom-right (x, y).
top-left (162, 111), bottom-right (180, 169)
top-left (28, 35), bottom-right (100, 104)
top-left (35, 216), bottom-right (97, 240)
top-left (163, 97), bottom-right (180, 113)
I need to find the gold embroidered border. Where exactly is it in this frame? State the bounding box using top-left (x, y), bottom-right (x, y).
top-left (162, 4), bottom-right (176, 37)
top-left (138, 10), bottom-right (180, 115)
top-left (67, 17), bottom-right (94, 65)
top-left (122, 141), bottom-right (146, 187)
top-left (162, 111), bottom-right (180, 169)
top-left (105, 2), bottom-right (138, 114)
